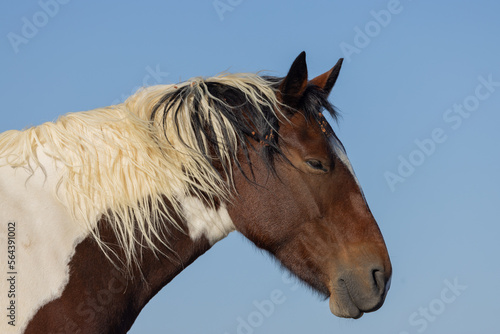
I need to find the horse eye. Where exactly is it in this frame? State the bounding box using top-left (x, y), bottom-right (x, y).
top-left (306, 159), bottom-right (327, 171)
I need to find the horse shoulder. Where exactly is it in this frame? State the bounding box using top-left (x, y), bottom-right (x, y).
top-left (0, 152), bottom-right (88, 333)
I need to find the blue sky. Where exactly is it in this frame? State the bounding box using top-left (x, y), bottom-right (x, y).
top-left (1, 1), bottom-right (499, 333)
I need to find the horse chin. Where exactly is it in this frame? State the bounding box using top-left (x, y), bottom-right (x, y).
top-left (328, 295), bottom-right (364, 319)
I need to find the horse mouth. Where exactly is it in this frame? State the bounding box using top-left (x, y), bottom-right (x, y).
top-left (328, 285), bottom-right (365, 319)
top-left (328, 276), bottom-right (389, 319)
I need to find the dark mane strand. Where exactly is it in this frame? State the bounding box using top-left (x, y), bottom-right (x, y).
top-left (149, 76), bottom-right (341, 185)
top-left (150, 80), bottom-right (281, 184)
top-left (300, 84), bottom-right (345, 153)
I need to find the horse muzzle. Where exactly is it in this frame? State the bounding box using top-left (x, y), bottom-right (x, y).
top-left (328, 265), bottom-right (391, 319)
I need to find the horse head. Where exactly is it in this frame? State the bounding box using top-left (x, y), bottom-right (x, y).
top-left (228, 52), bottom-right (392, 319)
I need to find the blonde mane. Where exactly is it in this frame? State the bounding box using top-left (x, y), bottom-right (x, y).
top-left (0, 73), bottom-right (281, 267)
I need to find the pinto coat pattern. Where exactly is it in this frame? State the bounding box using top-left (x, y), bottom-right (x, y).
top-left (0, 52), bottom-right (391, 333)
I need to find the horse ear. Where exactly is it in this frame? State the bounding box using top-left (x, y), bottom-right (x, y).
top-left (309, 58), bottom-right (343, 96)
top-left (279, 51), bottom-right (308, 106)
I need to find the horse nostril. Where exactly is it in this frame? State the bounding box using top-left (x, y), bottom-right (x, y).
top-left (371, 268), bottom-right (387, 296)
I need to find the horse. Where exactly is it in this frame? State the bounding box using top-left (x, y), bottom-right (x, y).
top-left (0, 52), bottom-right (392, 333)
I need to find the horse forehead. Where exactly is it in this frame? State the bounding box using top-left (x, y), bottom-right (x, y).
top-left (328, 135), bottom-right (362, 190)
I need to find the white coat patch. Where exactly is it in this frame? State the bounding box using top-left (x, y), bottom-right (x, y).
top-left (180, 196), bottom-right (235, 245)
top-left (0, 152), bottom-right (89, 334)
top-left (330, 135), bottom-right (362, 190)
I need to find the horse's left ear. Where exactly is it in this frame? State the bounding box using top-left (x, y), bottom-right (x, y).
top-left (280, 51), bottom-right (308, 106)
top-left (310, 58), bottom-right (343, 96)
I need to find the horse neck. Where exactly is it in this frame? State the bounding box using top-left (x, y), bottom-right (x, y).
top-left (25, 216), bottom-right (214, 334)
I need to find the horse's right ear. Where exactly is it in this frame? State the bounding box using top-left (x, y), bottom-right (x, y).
top-left (279, 51), bottom-right (308, 107)
top-left (309, 58), bottom-right (343, 96)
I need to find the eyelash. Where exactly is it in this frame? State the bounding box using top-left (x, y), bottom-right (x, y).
top-left (306, 159), bottom-right (328, 172)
